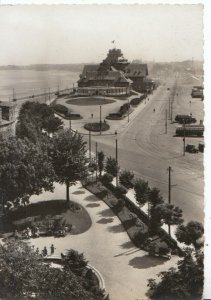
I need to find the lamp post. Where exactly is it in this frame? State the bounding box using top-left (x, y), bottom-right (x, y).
top-left (116, 139), bottom-right (118, 186)
top-left (99, 105), bottom-right (102, 135)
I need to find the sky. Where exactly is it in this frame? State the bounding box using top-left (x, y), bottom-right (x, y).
top-left (0, 4), bottom-right (204, 65)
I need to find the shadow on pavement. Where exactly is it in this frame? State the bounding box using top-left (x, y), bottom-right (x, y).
top-left (86, 203), bottom-right (100, 208)
top-left (114, 248), bottom-right (140, 258)
top-left (84, 195), bottom-right (100, 202)
top-left (129, 255), bottom-right (166, 269)
top-left (97, 217), bottom-right (114, 224)
top-left (98, 208), bottom-right (114, 218)
top-left (72, 190), bottom-right (85, 195)
top-left (107, 223), bottom-right (125, 233)
top-left (121, 240), bottom-right (134, 249)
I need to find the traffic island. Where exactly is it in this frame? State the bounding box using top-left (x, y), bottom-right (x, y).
top-left (0, 199), bottom-right (92, 238)
top-left (84, 122), bottom-right (110, 132)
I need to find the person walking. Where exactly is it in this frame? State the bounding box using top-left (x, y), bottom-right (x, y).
top-left (42, 246), bottom-right (48, 257)
top-left (50, 244), bottom-right (55, 255)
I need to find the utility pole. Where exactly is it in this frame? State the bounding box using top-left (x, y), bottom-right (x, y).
top-left (168, 97), bottom-right (171, 119)
top-left (48, 88), bottom-right (50, 103)
top-left (116, 139), bottom-right (118, 186)
top-left (12, 88), bottom-right (15, 101)
top-left (170, 99), bottom-right (173, 123)
top-left (168, 166), bottom-right (172, 236)
top-left (95, 142), bottom-right (98, 180)
top-left (100, 105), bottom-right (102, 135)
top-left (183, 122), bottom-right (186, 156)
top-left (165, 109), bottom-right (167, 134)
top-left (89, 130), bottom-right (91, 159)
top-left (69, 116), bottom-right (72, 131)
top-left (127, 98), bottom-right (130, 123)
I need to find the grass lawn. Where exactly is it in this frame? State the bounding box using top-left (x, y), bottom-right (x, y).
top-left (1, 200), bottom-right (92, 236)
top-left (66, 97), bottom-right (116, 106)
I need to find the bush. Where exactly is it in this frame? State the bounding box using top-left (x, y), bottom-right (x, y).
top-left (119, 170), bottom-right (134, 189)
top-left (134, 178), bottom-right (149, 206)
top-left (114, 185), bottom-right (127, 198)
top-left (130, 98), bottom-right (141, 106)
top-left (119, 103), bottom-right (130, 115)
top-left (158, 246), bottom-right (170, 256)
top-left (53, 104), bottom-right (69, 116)
top-left (133, 228), bottom-right (149, 247)
top-left (84, 122), bottom-right (110, 132)
top-left (105, 156), bottom-right (118, 177)
top-left (101, 173), bottom-right (114, 184)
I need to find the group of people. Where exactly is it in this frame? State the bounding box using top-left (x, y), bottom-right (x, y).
top-left (13, 226), bottom-right (40, 240)
top-left (35, 244), bottom-right (55, 257)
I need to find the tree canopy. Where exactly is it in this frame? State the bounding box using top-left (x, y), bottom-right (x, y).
top-left (50, 129), bottom-right (88, 202)
top-left (134, 178), bottom-right (149, 205)
top-left (175, 221), bottom-right (204, 249)
top-left (0, 239), bottom-right (104, 300)
top-left (147, 248), bottom-right (203, 300)
top-left (16, 101), bottom-right (63, 143)
top-left (105, 156), bottom-right (118, 177)
top-left (0, 136), bottom-right (55, 210)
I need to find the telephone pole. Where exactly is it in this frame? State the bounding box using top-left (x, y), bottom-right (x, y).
top-left (89, 130), bottom-right (92, 159)
top-left (183, 122), bottom-right (186, 156)
top-left (100, 105), bottom-right (102, 135)
top-left (95, 142), bottom-right (98, 180)
top-left (116, 139), bottom-right (118, 186)
top-left (168, 97), bottom-right (171, 119)
top-left (168, 166), bottom-right (172, 236)
top-left (165, 109), bottom-right (167, 134)
top-left (127, 98), bottom-right (130, 123)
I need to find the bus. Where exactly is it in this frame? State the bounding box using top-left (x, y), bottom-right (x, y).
top-left (176, 125), bottom-right (204, 137)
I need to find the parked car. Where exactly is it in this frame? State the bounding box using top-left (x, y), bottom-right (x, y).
top-left (185, 144), bottom-right (199, 153)
top-left (198, 142), bottom-right (204, 153)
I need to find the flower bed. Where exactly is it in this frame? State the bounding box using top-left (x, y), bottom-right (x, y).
top-left (84, 122), bottom-right (110, 132)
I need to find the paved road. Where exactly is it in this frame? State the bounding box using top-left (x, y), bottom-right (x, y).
top-left (89, 75), bottom-right (203, 223)
top-left (30, 182), bottom-right (178, 300)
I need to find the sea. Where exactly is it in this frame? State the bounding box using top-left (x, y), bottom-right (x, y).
top-left (0, 70), bottom-right (80, 102)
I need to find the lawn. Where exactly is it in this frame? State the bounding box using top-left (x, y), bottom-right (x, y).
top-left (1, 200), bottom-right (92, 236)
top-left (66, 97), bottom-right (116, 106)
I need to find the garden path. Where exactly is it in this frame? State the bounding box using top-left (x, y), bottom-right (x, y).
top-left (30, 182), bottom-right (178, 300)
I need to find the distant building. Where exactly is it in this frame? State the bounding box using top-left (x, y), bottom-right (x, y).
top-left (77, 48), bottom-right (149, 96)
top-left (0, 101), bottom-right (16, 135)
top-left (125, 64), bottom-right (148, 92)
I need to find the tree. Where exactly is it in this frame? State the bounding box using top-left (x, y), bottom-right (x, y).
top-left (51, 129), bottom-right (88, 203)
top-left (175, 221), bottom-right (204, 249)
top-left (148, 187), bottom-right (164, 207)
top-left (0, 239), bottom-right (104, 300)
top-left (97, 151), bottom-right (105, 177)
top-left (105, 156), bottom-right (118, 177)
top-left (150, 203), bottom-right (183, 235)
top-left (147, 249), bottom-right (204, 300)
top-left (0, 136), bottom-right (55, 211)
top-left (134, 178), bottom-right (149, 206)
top-left (119, 170), bottom-right (134, 189)
top-left (16, 101), bottom-right (63, 142)
top-left (63, 249), bottom-right (88, 276)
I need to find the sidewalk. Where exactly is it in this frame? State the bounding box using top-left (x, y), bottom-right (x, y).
top-left (29, 181), bottom-right (178, 300)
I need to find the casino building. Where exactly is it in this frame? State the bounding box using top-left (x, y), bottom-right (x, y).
top-left (77, 48), bottom-right (148, 96)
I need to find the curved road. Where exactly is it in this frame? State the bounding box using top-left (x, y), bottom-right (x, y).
top-left (91, 77), bottom-right (204, 223)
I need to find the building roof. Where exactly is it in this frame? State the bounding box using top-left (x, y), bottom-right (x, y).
top-left (79, 69), bottom-right (132, 84)
top-left (125, 64), bottom-right (148, 77)
top-left (82, 64), bottom-right (100, 75)
top-left (0, 101), bottom-right (15, 108)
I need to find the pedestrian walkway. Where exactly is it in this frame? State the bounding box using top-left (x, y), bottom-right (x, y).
top-left (30, 182), bottom-right (178, 300)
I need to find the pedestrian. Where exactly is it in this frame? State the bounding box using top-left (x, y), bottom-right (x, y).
top-left (35, 247), bottom-right (39, 255)
top-left (42, 246), bottom-right (48, 257)
top-left (50, 244), bottom-right (55, 255)
top-left (91, 113), bottom-right (93, 118)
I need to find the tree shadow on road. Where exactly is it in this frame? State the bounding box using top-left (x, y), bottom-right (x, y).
top-left (121, 240), bottom-right (134, 249)
top-left (98, 208), bottom-right (114, 217)
top-left (97, 217), bottom-right (114, 224)
top-left (129, 255), bottom-right (166, 269)
top-left (86, 203), bottom-right (100, 208)
top-left (72, 190), bottom-right (85, 195)
top-left (84, 195), bottom-right (99, 202)
top-left (107, 223), bottom-right (124, 233)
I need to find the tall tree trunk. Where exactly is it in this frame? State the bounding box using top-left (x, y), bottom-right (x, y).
top-left (66, 181), bottom-right (70, 203)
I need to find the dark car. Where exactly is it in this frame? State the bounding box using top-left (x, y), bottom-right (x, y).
top-left (185, 144), bottom-right (199, 153)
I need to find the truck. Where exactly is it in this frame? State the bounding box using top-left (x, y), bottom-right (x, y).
top-left (175, 115), bottom-right (197, 124)
top-left (175, 125), bottom-right (204, 137)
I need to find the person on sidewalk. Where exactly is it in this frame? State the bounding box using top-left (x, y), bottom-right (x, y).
top-left (42, 246), bottom-right (48, 257)
top-left (50, 244), bottom-right (55, 255)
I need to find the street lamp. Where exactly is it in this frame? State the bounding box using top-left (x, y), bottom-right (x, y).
top-left (189, 100), bottom-right (192, 116)
top-left (99, 105), bottom-right (102, 135)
